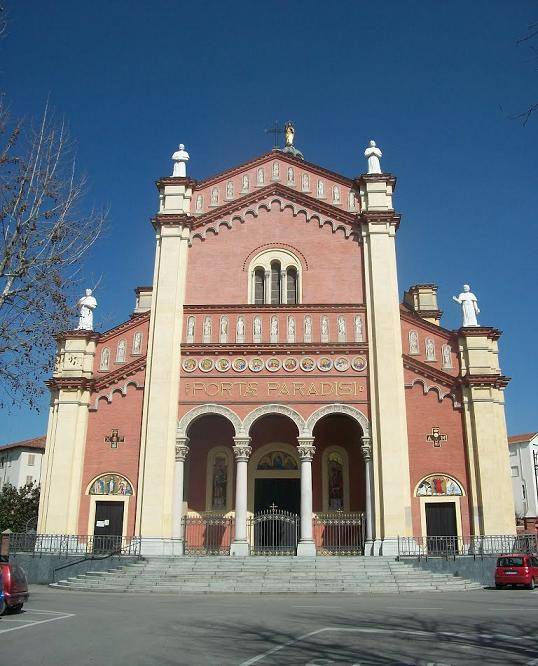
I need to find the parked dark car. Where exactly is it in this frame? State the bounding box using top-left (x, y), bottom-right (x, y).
top-left (0, 568), bottom-right (5, 615)
top-left (495, 554), bottom-right (538, 589)
top-left (0, 562), bottom-right (29, 613)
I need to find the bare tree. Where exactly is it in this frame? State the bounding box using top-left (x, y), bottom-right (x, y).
top-left (511, 21), bottom-right (538, 124)
top-left (0, 99), bottom-right (105, 409)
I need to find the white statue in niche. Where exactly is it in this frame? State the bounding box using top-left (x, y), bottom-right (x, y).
top-left (349, 190), bottom-right (356, 211)
top-left (442, 344), bottom-right (452, 368)
top-left (171, 143), bottom-right (189, 177)
top-left (211, 188), bottom-right (219, 206)
top-left (304, 316), bottom-right (312, 343)
top-left (452, 284), bottom-right (480, 327)
top-left (321, 316), bottom-right (329, 342)
top-left (257, 167), bottom-right (264, 185)
top-left (270, 316), bottom-right (278, 343)
top-left (287, 167), bottom-right (295, 184)
top-left (132, 331), bottom-right (143, 354)
top-left (287, 316), bottom-right (296, 343)
top-left (99, 347), bottom-right (110, 371)
top-left (76, 289), bottom-right (97, 331)
top-left (364, 140), bottom-right (382, 174)
top-left (236, 316), bottom-right (245, 343)
top-left (354, 315), bottom-right (363, 342)
top-left (195, 195), bottom-right (203, 213)
top-left (409, 330), bottom-right (419, 355)
top-left (317, 180), bottom-right (325, 198)
top-left (272, 161), bottom-right (280, 179)
top-left (226, 181), bottom-right (234, 199)
top-left (337, 316), bottom-right (346, 342)
top-left (242, 175), bottom-right (249, 192)
top-left (220, 317), bottom-right (229, 343)
top-left (253, 316), bottom-right (262, 342)
top-left (116, 340), bottom-right (126, 363)
top-left (333, 185), bottom-right (341, 204)
top-left (186, 317), bottom-right (195, 343)
top-left (302, 173), bottom-right (310, 191)
top-left (203, 316), bottom-right (212, 342)
top-left (425, 337), bottom-right (436, 361)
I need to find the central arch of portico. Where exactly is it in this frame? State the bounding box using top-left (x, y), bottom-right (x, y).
top-left (173, 403), bottom-right (373, 555)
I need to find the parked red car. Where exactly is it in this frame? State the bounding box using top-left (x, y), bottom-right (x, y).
top-left (495, 554), bottom-right (538, 589)
top-left (0, 562), bottom-right (29, 613)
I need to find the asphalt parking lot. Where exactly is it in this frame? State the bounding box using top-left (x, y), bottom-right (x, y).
top-left (1, 586), bottom-right (537, 665)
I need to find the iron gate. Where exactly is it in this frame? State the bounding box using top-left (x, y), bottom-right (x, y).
top-left (248, 509), bottom-right (299, 555)
top-left (182, 514), bottom-right (234, 556)
top-left (314, 512), bottom-right (366, 555)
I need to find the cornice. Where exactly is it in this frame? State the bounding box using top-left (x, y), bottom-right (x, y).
top-left (94, 356), bottom-right (147, 391)
top-left (99, 313), bottom-right (150, 343)
top-left (458, 326), bottom-right (502, 341)
top-left (182, 343), bottom-right (368, 355)
top-left (359, 210), bottom-right (401, 229)
top-left (55, 330), bottom-right (100, 343)
top-left (183, 303), bottom-right (366, 313)
top-left (402, 354), bottom-right (458, 388)
top-left (189, 182), bottom-right (358, 232)
top-left (46, 376), bottom-right (94, 391)
top-left (354, 172), bottom-right (397, 190)
top-left (459, 373), bottom-right (510, 388)
top-left (400, 305), bottom-right (455, 340)
top-left (151, 213), bottom-right (193, 229)
top-left (156, 176), bottom-right (197, 189)
top-left (193, 151), bottom-right (355, 190)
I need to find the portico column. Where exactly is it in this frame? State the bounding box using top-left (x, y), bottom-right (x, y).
top-left (296, 437), bottom-right (316, 556)
top-left (361, 437), bottom-right (375, 551)
top-left (172, 438), bottom-right (189, 549)
top-left (230, 437), bottom-right (252, 556)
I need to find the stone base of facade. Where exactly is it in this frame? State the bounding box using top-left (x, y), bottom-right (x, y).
top-left (296, 541), bottom-right (317, 556)
top-left (140, 538), bottom-right (184, 557)
top-left (230, 541), bottom-right (250, 556)
top-left (378, 537), bottom-right (400, 557)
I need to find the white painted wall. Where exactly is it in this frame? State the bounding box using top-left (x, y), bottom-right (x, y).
top-left (0, 447), bottom-right (43, 489)
top-left (509, 435), bottom-right (538, 518)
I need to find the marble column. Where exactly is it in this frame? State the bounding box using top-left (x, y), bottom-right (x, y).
top-left (172, 437), bottom-right (189, 549)
top-left (361, 436), bottom-right (375, 548)
top-left (280, 269), bottom-right (287, 304)
top-left (296, 437), bottom-right (316, 556)
top-left (230, 437), bottom-right (252, 556)
top-left (264, 270), bottom-right (271, 305)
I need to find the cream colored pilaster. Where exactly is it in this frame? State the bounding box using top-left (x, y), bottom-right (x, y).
top-left (458, 328), bottom-right (515, 535)
top-left (358, 174), bottom-right (412, 553)
top-left (37, 331), bottom-right (98, 534)
top-left (136, 177), bottom-right (193, 553)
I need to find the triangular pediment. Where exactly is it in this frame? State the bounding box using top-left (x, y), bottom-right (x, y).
top-left (189, 151), bottom-right (360, 218)
top-left (188, 182), bottom-right (360, 245)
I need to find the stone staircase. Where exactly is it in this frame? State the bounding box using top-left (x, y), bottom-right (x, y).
top-left (51, 557), bottom-right (482, 594)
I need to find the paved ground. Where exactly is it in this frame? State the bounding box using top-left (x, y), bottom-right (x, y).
top-left (1, 585), bottom-right (538, 664)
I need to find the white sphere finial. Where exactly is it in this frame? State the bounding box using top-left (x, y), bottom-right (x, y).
top-left (171, 143), bottom-right (190, 177)
top-left (364, 139), bottom-right (382, 174)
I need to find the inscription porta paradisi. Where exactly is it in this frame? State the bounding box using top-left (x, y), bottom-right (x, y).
top-left (183, 379), bottom-right (366, 400)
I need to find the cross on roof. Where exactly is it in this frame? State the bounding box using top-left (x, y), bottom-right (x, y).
top-left (105, 428), bottom-right (125, 450)
top-left (265, 121), bottom-right (284, 149)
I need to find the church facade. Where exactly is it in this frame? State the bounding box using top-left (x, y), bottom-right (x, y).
top-left (37, 132), bottom-right (516, 556)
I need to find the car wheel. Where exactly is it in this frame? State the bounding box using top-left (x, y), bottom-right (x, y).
top-left (6, 604), bottom-right (23, 614)
top-left (495, 583), bottom-right (503, 589)
top-left (527, 578), bottom-right (535, 591)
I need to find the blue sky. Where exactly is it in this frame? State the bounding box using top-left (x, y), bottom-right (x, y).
top-left (1, 0), bottom-right (537, 442)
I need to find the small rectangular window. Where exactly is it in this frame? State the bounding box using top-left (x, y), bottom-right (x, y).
top-left (511, 466), bottom-right (519, 477)
top-left (26, 475), bottom-right (33, 485)
top-left (28, 454), bottom-right (35, 466)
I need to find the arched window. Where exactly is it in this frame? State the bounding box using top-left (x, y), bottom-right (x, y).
top-left (270, 261), bottom-right (281, 304)
top-left (254, 268), bottom-right (265, 305)
top-left (287, 267), bottom-right (298, 304)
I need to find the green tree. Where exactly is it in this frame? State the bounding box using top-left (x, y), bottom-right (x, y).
top-left (0, 482), bottom-right (40, 532)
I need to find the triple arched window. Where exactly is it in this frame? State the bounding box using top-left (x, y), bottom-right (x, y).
top-left (249, 249), bottom-right (301, 304)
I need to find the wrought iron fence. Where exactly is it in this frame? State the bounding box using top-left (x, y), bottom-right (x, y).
top-left (248, 509), bottom-right (299, 555)
top-left (314, 512), bottom-right (366, 555)
top-left (182, 514), bottom-right (234, 556)
top-left (398, 534), bottom-right (538, 560)
top-left (3, 533), bottom-right (141, 557)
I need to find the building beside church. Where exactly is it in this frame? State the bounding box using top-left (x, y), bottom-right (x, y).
top-left (0, 436), bottom-right (45, 490)
top-left (508, 432), bottom-right (538, 519)
top-left (37, 129), bottom-right (516, 556)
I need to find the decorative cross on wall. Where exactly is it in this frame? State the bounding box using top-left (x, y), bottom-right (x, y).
top-left (269, 502), bottom-right (278, 513)
top-left (105, 429), bottom-right (125, 449)
top-left (426, 427), bottom-right (448, 448)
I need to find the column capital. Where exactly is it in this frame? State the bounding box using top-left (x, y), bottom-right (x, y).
top-left (175, 438), bottom-right (190, 462)
top-left (297, 436), bottom-right (315, 446)
top-left (361, 437), bottom-right (372, 462)
top-left (233, 437), bottom-right (252, 461)
top-left (297, 443), bottom-right (316, 461)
